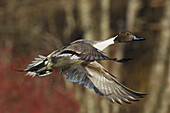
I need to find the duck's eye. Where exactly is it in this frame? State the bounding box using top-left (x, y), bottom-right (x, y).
top-left (126, 32), bottom-right (130, 35)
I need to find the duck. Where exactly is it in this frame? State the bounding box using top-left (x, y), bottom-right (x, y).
top-left (19, 31), bottom-right (146, 104)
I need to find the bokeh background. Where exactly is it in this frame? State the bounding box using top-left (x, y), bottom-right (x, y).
top-left (0, 0), bottom-right (169, 113)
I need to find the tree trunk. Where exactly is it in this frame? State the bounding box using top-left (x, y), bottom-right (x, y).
top-left (157, 0), bottom-right (170, 113)
top-left (110, 0), bottom-right (142, 113)
top-left (62, 0), bottom-right (76, 89)
top-left (143, 0), bottom-right (170, 113)
top-left (158, 59), bottom-right (170, 113)
top-left (78, 0), bottom-right (95, 40)
top-left (126, 0), bottom-right (142, 31)
top-left (77, 0), bottom-right (97, 113)
top-left (100, 0), bottom-right (111, 113)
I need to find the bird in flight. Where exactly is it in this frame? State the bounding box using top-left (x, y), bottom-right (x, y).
top-left (19, 31), bottom-right (146, 104)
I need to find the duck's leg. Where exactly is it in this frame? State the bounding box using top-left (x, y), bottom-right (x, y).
top-left (111, 58), bottom-right (133, 63)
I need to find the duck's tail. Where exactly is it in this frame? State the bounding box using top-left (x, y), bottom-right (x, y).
top-left (17, 55), bottom-right (53, 77)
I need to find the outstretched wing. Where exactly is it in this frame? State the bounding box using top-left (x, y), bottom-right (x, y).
top-left (85, 61), bottom-right (146, 104)
top-left (58, 42), bottom-right (131, 62)
top-left (61, 61), bottom-right (146, 104)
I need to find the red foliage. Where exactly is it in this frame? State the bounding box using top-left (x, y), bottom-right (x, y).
top-left (0, 47), bottom-right (80, 113)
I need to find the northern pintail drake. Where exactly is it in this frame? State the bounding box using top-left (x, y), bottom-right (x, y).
top-left (19, 31), bottom-right (146, 104)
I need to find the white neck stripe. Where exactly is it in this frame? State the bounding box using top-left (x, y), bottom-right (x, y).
top-left (93, 35), bottom-right (117, 51)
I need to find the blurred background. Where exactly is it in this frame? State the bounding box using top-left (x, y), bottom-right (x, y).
top-left (0, 0), bottom-right (169, 113)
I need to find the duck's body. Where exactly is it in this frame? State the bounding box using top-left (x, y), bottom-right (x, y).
top-left (19, 31), bottom-right (146, 104)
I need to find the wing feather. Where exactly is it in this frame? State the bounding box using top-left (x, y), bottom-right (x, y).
top-left (60, 61), bottom-right (146, 104)
top-left (59, 42), bottom-right (130, 62)
top-left (61, 64), bottom-right (95, 89)
top-left (85, 61), bottom-right (147, 104)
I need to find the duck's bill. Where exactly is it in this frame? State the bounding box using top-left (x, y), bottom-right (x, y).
top-left (133, 36), bottom-right (145, 41)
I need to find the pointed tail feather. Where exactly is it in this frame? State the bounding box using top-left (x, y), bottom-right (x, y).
top-left (17, 55), bottom-right (53, 77)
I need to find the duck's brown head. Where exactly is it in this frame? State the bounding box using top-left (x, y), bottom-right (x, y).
top-left (114, 31), bottom-right (145, 43)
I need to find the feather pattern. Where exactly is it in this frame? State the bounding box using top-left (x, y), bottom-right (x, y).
top-left (85, 61), bottom-right (146, 104)
top-left (61, 64), bottom-right (95, 89)
top-left (61, 62), bottom-right (146, 104)
top-left (18, 55), bottom-right (53, 77)
top-left (59, 42), bottom-right (129, 62)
